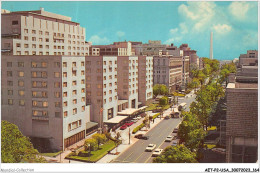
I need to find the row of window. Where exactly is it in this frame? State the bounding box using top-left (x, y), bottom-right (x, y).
top-left (68, 119), bottom-right (82, 132)
top-left (24, 29), bottom-right (84, 39)
top-left (64, 106), bottom-right (85, 118)
top-left (16, 51), bottom-right (87, 56)
top-left (85, 60), bottom-right (117, 66)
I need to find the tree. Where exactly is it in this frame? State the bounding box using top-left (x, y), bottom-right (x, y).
top-left (153, 145), bottom-right (197, 163)
top-left (92, 133), bottom-right (107, 149)
top-left (203, 64), bottom-right (211, 76)
top-left (1, 120), bottom-right (47, 163)
top-left (153, 84), bottom-right (169, 97)
top-left (159, 96), bottom-right (168, 107)
top-left (197, 70), bottom-right (206, 85)
top-left (186, 128), bottom-right (206, 151)
top-left (84, 138), bottom-right (98, 151)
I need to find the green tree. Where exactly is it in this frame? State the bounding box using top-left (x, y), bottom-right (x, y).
top-left (153, 84), bottom-right (169, 96)
top-left (84, 138), bottom-right (98, 151)
top-left (203, 64), bottom-right (211, 76)
top-left (1, 120), bottom-right (47, 163)
top-left (197, 70), bottom-right (206, 85)
top-left (159, 96), bottom-right (168, 107)
top-left (153, 84), bottom-right (160, 96)
top-left (160, 85), bottom-right (169, 95)
top-left (186, 128), bottom-right (206, 151)
top-left (92, 133), bottom-right (107, 149)
top-left (153, 145), bottom-right (197, 163)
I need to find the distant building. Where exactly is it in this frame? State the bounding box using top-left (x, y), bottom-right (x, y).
top-left (239, 50), bottom-right (258, 66)
top-left (180, 43), bottom-right (199, 67)
top-left (153, 55), bottom-right (182, 92)
top-left (225, 66), bottom-right (258, 163)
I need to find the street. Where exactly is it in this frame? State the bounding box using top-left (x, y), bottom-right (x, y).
top-left (111, 92), bottom-right (196, 163)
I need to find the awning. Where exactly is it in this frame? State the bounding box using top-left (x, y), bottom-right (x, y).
top-left (117, 100), bottom-right (128, 105)
top-left (86, 122), bottom-right (98, 129)
top-left (139, 106), bottom-right (148, 110)
top-left (104, 116), bottom-right (128, 124)
top-left (118, 108), bottom-right (139, 115)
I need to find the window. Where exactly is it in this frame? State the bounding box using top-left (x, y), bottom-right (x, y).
top-left (72, 90), bottom-right (77, 95)
top-left (18, 71), bottom-right (24, 77)
top-left (55, 112), bottom-right (60, 118)
top-left (19, 100), bottom-right (25, 106)
top-left (63, 62), bottom-right (67, 67)
top-left (82, 106), bottom-right (85, 112)
top-left (24, 36), bottom-right (28, 40)
top-left (81, 97), bottom-right (85, 102)
top-left (46, 45), bottom-right (49, 49)
top-left (81, 70), bottom-right (84, 75)
top-left (81, 61), bottom-right (84, 66)
top-left (18, 62), bottom-right (24, 67)
top-left (32, 30), bottom-right (36, 34)
top-left (81, 88), bottom-right (85, 93)
top-left (32, 37), bottom-right (36, 41)
top-left (32, 44), bottom-right (36, 48)
top-left (64, 101), bottom-right (68, 107)
top-left (73, 108), bottom-right (77, 115)
top-left (103, 61), bottom-right (106, 65)
top-left (109, 97), bottom-right (112, 102)
top-left (73, 99), bottom-right (77, 104)
top-left (8, 99), bottom-right (13, 105)
top-left (7, 62), bottom-right (12, 67)
top-left (54, 82), bottom-right (60, 88)
top-left (64, 111), bottom-right (68, 118)
top-left (104, 91), bottom-right (106, 96)
top-left (63, 92), bottom-right (67, 97)
top-left (41, 62), bottom-right (47, 68)
top-left (54, 92), bottom-right (60, 98)
top-left (104, 99), bottom-right (106, 104)
top-left (72, 62), bottom-right (76, 67)
top-left (7, 71), bottom-right (12, 77)
top-left (54, 62), bottom-right (60, 67)
top-left (12, 20), bottom-right (18, 25)
top-left (72, 81), bottom-right (77, 86)
top-left (54, 72), bottom-right (60, 78)
top-left (18, 80), bottom-right (24, 87)
top-left (45, 31), bottom-right (49, 35)
top-left (81, 79), bottom-right (85, 84)
top-left (72, 71), bottom-right (76, 76)
top-left (55, 102), bottom-right (60, 107)
top-left (8, 90), bottom-right (13, 95)
top-left (97, 84), bottom-right (102, 89)
top-left (86, 61), bottom-right (91, 65)
top-left (87, 91), bottom-right (91, 96)
top-left (7, 81), bottom-right (13, 86)
top-left (24, 29), bottom-right (28, 33)
top-left (43, 101), bottom-right (48, 107)
top-left (63, 82), bottom-right (67, 87)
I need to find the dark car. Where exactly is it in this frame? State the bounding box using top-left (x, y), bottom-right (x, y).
top-left (134, 134), bottom-right (149, 140)
top-left (120, 125), bottom-right (128, 130)
top-left (172, 128), bottom-right (178, 133)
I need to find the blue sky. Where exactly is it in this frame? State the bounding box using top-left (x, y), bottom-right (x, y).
top-left (2, 1), bottom-right (258, 60)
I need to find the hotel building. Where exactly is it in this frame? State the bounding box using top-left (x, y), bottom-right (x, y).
top-left (1, 55), bottom-right (89, 151)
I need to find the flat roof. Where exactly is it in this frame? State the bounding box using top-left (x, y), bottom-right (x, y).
top-left (104, 116), bottom-right (128, 124)
top-left (86, 122), bottom-right (98, 129)
top-left (118, 108), bottom-right (139, 115)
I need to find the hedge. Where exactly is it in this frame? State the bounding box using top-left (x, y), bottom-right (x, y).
top-left (132, 123), bottom-right (145, 134)
top-left (152, 113), bottom-right (160, 119)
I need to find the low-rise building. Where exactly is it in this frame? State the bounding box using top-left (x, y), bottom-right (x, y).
top-left (239, 50), bottom-right (258, 66)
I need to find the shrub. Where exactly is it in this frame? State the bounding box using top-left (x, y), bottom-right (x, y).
top-left (78, 151), bottom-right (89, 157)
top-left (152, 113), bottom-right (160, 119)
top-left (132, 123), bottom-right (145, 134)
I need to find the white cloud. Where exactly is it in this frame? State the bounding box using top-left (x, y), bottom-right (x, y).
top-left (170, 28), bottom-right (178, 35)
top-left (89, 35), bottom-right (110, 45)
top-left (164, 38), bottom-right (175, 45)
top-left (212, 24), bottom-right (232, 34)
top-left (116, 31), bottom-right (125, 37)
top-left (179, 23), bottom-right (188, 34)
top-left (229, 2), bottom-right (249, 20)
top-left (242, 31), bottom-right (258, 46)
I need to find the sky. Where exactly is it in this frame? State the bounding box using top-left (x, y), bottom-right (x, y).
top-left (1, 1), bottom-right (258, 60)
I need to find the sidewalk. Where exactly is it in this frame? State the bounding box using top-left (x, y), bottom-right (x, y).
top-left (97, 108), bottom-right (173, 163)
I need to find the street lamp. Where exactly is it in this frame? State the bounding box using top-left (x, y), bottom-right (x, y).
top-left (88, 144), bottom-right (91, 162)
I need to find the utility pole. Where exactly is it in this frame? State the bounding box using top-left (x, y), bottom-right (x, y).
top-left (128, 128), bottom-right (130, 145)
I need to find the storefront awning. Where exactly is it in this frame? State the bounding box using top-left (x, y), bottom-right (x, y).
top-left (104, 116), bottom-right (128, 124)
top-left (86, 122), bottom-right (98, 129)
top-left (139, 106), bottom-right (148, 110)
top-left (118, 108), bottom-right (139, 115)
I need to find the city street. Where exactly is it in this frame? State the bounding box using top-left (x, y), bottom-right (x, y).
top-left (111, 92), bottom-right (196, 163)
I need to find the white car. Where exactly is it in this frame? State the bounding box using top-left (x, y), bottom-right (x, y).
top-left (145, 144), bottom-right (156, 152)
top-left (165, 136), bottom-right (173, 142)
top-left (152, 149), bottom-right (163, 157)
top-left (131, 118), bottom-right (138, 122)
top-left (136, 116), bottom-right (142, 120)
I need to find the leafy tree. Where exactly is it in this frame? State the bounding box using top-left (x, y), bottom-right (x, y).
top-left (178, 112), bottom-right (202, 143)
top-left (203, 64), bottom-right (211, 76)
top-left (197, 70), bottom-right (206, 85)
top-left (92, 133), bottom-right (107, 149)
top-left (84, 138), bottom-right (98, 151)
top-left (153, 84), bottom-right (169, 96)
top-left (159, 96), bottom-right (168, 107)
top-left (153, 145), bottom-right (197, 163)
top-left (186, 128), bottom-right (206, 151)
top-left (1, 120), bottom-right (47, 163)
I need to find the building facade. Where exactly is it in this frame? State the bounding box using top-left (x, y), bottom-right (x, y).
top-left (225, 67), bottom-right (258, 163)
top-left (1, 8), bottom-right (88, 56)
top-left (239, 50), bottom-right (258, 66)
top-left (1, 55), bottom-right (89, 151)
top-left (138, 56), bottom-right (153, 106)
top-left (153, 55), bottom-right (182, 92)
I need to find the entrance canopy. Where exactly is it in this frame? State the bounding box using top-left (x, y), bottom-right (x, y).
top-left (117, 100), bottom-right (128, 105)
top-left (86, 122), bottom-right (98, 129)
top-left (104, 116), bottom-right (128, 124)
top-left (117, 108), bottom-right (139, 115)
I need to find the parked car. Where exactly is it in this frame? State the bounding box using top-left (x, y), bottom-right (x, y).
top-left (152, 149), bottom-right (163, 157)
top-left (131, 118), bottom-right (138, 123)
top-left (165, 136), bottom-right (173, 142)
top-left (120, 125), bottom-right (128, 130)
top-left (136, 116), bottom-right (142, 120)
top-left (134, 134), bottom-right (149, 140)
top-left (125, 121), bottom-right (134, 126)
top-left (164, 115), bottom-right (170, 119)
top-left (172, 139), bottom-right (180, 146)
top-left (172, 128), bottom-right (178, 133)
top-left (145, 144), bottom-right (156, 151)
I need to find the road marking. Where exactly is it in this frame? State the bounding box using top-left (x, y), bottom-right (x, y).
top-left (122, 151), bottom-right (134, 162)
top-left (133, 152), bottom-right (144, 162)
